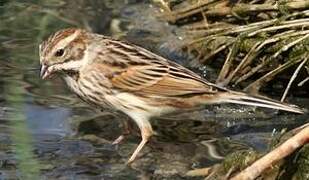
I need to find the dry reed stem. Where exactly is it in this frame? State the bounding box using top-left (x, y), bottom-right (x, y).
top-left (245, 57), bottom-right (305, 94)
top-left (186, 167), bottom-right (213, 176)
top-left (281, 58), bottom-right (308, 101)
top-left (224, 41), bottom-right (262, 85)
top-left (166, 0), bottom-right (309, 22)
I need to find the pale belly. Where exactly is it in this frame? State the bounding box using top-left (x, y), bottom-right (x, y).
top-left (63, 75), bottom-right (175, 119)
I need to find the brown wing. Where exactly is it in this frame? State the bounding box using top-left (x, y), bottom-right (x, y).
top-left (95, 37), bottom-right (225, 97)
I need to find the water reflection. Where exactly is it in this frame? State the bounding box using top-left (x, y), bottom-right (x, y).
top-left (25, 103), bottom-right (72, 136)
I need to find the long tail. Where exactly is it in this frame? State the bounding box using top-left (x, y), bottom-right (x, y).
top-left (216, 91), bottom-right (305, 114)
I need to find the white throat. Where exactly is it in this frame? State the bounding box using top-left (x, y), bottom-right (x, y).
top-left (56, 60), bottom-right (87, 72)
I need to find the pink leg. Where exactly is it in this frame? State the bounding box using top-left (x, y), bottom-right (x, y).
top-left (112, 135), bottom-right (126, 145)
top-left (127, 124), bottom-right (153, 164)
top-left (112, 118), bottom-right (133, 145)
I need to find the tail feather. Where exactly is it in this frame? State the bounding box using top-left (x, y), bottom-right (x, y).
top-left (219, 91), bottom-right (305, 114)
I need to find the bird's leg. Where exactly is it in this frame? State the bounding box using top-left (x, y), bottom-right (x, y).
top-left (112, 117), bottom-right (133, 145)
top-left (127, 122), bottom-right (153, 164)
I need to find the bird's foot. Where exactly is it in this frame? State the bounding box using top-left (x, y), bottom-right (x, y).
top-left (126, 126), bottom-right (153, 164)
top-left (112, 135), bottom-right (126, 145)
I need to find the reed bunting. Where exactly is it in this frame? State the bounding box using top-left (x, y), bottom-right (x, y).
top-left (39, 28), bottom-right (304, 163)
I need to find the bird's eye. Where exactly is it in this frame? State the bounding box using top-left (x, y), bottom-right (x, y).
top-left (55, 49), bottom-right (65, 57)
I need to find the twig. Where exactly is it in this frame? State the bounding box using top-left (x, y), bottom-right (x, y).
top-left (217, 25), bottom-right (308, 85)
top-left (204, 1), bottom-right (309, 17)
top-left (201, 40), bottom-right (234, 63)
top-left (245, 57), bottom-right (305, 94)
top-left (242, 31), bottom-right (309, 92)
top-left (273, 33), bottom-right (309, 58)
top-left (200, 0), bottom-right (210, 29)
top-left (281, 58), bottom-right (308, 102)
top-left (236, 30), bottom-right (309, 82)
top-left (248, 21), bottom-right (309, 37)
top-left (225, 41), bottom-right (262, 85)
top-left (235, 57), bottom-right (268, 85)
top-left (233, 35), bottom-right (285, 84)
top-left (165, 0), bottom-right (220, 22)
top-left (186, 16), bottom-right (309, 39)
top-left (216, 38), bottom-right (240, 84)
top-left (231, 126), bottom-right (309, 180)
top-left (153, 0), bottom-right (171, 12)
top-left (298, 77), bottom-right (309, 86)
top-left (186, 167), bottom-right (213, 176)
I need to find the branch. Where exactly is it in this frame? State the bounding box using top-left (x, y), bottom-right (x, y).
top-left (231, 126), bottom-right (309, 180)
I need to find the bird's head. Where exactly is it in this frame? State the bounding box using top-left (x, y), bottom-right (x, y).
top-left (39, 28), bottom-right (88, 79)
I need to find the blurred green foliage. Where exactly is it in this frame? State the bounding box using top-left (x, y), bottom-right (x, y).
top-left (0, 0), bottom-right (73, 65)
top-left (5, 77), bottom-right (41, 179)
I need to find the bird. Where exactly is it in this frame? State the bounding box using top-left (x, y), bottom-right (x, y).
top-left (39, 28), bottom-right (304, 164)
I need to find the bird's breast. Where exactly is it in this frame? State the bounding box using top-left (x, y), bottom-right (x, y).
top-left (63, 74), bottom-right (114, 109)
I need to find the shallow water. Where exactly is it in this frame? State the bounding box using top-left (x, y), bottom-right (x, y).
top-left (0, 1), bottom-right (308, 179)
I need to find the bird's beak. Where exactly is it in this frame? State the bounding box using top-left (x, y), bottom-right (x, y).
top-left (40, 64), bottom-right (50, 79)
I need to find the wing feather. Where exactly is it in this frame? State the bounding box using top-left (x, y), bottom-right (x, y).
top-left (94, 37), bottom-right (223, 97)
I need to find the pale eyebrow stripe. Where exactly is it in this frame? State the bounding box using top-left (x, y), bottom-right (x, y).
top-left (54, 29), bottom-right (81, 50)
